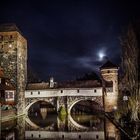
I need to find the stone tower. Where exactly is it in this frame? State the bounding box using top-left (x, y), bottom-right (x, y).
top-left (0, 23), bottom-right (27, 115)
top-left (100, 60), bottom-right (119, 112)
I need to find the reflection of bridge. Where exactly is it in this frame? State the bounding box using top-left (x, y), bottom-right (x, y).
top-left (25, 88), bottom-right (103, 114)
top-left (25, 114), bottom-right (105, 139)
top-left (25, 114), bottom-right (104, 132)
top-left (25, 131), bottom-right (104, 139)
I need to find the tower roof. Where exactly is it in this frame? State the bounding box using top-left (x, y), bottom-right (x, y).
top-left (0, 23), bottom-right (21, 33)
top-left (100, 60), bottom-right (118, 69)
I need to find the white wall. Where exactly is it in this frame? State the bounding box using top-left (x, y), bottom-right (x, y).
top-left (25, 131), bottom-right (104, 139)
top-left (25, 88), bottom-right (102, 98)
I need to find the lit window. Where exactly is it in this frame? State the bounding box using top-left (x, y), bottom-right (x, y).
top-left (123, 96), bottom-right (128, 101)
top-left (9, 44), bottom-right (12, 48)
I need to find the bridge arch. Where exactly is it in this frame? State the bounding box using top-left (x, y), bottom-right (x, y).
top-left (67, 97), bottom-right (103, 114)
top-left (25, 99), bottom-right (56, 115)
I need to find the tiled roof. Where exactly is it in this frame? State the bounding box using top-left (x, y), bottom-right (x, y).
top-left (26, 82), bottom-right (50, 90)
top-left (26, 80), bottom-right (103, 90)
top-left (0, 84), bottom-right (15, 90)
top-left (100, 60), bottom-right (118, 69)
top-left (57, 80), bottom-right (102, 88)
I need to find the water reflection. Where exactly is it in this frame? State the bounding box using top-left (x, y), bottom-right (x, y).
top-left (2, 113), bottom-right (123, 140)
top-left (1, 100), bottom-right (123, 140)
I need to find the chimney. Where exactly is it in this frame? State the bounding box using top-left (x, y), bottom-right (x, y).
top-left (49, 77), bottom-right (54, 88)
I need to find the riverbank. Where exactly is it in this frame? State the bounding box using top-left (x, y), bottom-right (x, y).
top-left (1, 109), bottom-right (16, 122)
top-left (105, 112), bottom-right (140, 140)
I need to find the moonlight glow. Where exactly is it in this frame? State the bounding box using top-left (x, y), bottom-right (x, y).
top-left (98, 51), bottom-right (106, 60)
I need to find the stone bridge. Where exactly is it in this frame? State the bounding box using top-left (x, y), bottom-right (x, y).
top-left (25, 88), bottom-right (103, 114)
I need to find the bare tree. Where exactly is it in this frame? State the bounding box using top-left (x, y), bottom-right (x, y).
top-left (121, 24), bottom-right (140, 122)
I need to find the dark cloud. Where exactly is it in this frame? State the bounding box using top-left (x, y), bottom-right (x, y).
top-left (0, 0), bottom-right (139, 81)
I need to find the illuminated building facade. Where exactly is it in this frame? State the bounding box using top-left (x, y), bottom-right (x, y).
top-left (0, 24), bottom-right (27, 115)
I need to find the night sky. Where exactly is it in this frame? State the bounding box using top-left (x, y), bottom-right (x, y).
top-left (0, 0), bottom-right (139, 81)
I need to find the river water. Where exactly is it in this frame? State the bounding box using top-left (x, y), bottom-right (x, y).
top-left (1, 113), bottom-right (129, 140)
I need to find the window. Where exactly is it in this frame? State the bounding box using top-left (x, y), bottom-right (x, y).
top-left (62, 135), bottom-right (64, 139)
top-left (31, 134), bottom-right (33, 137)
top-left (94, 89), bottom-right (97, 93)
top-left (106, 88), bottom-right (113, 92)
top-left (79, 135), bottom-right (81, 139)
top-left (10, 35), bottom-right (13, 39)
top-left (77, 89), bottom-right (79, 93)
top-left (96, 135), bottom-right (99, 139)
top-left (61, 90), bottom-right (63, 93)
top-left (107, 70), bottom-right (110, 73)
top-left (38, 91), bottom-right (40, 94)
top-left (31, 92), bottom-right (33, 95)
top-left (9, 92), bottom-right (13, 98)
top-left (39, 134), bottom-right (41, 138)
top-left (5, 92), bottom-right (8, 98)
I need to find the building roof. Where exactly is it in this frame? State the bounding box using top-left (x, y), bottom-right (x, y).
top-left (26, 80), bottom-right (104, 90)
top-left (57, 80), bottom-right (102, 88)
top-left (0, 23), bottom-right (21, 33)
top-left (0, 67), bottom-right (15, 90)
top-left (26, 82), bottom-right (50, 90)
top-left (100, 60), bottom-right (118, 69)
top-left (0, 84), bottom-right (15, 90)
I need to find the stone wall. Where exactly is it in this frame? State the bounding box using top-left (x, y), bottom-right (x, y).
top-left (0, 26), bottom-right (27, 115)
top-left (101, 68), bottom-right (118, 112)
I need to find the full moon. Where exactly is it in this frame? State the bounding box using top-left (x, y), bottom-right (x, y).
top-left (98, 51), bottom-right (105, 60)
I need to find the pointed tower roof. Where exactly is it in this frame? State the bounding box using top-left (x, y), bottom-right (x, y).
top-left (100, 60), bottom-right (118, 69)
